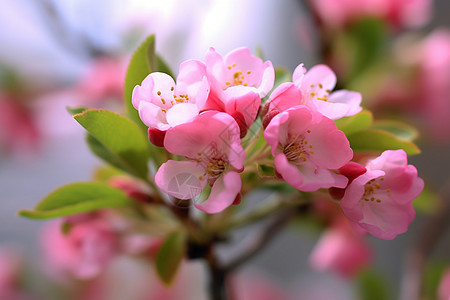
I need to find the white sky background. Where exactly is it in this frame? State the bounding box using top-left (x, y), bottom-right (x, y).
top-left (0, 0), bottom-right (314, 87)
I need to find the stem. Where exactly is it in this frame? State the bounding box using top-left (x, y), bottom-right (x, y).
top-left (217, 193), bottom-right (306, 231)
top-left (206, 247), bottom-right (228, 300)
top-left (399, 183), bottom-right (450, 300)
top-left (224, 206), bottom-right (302, 272)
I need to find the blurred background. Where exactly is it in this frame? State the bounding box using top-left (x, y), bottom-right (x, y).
top-left (1, 0), bottom-right (450, 299)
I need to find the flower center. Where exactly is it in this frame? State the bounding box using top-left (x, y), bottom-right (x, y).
top-left (282, 131), bottom-right (314, 163)
top-left (362, 177), bottom-right (390, 203)
top-left (307, 82), bottom-right (331, 102)
top-left (225, 63), bottom-right (252, 88)
top-left (156, 87), bottom-right (190, 113)
top-left (206, 159), bottom-right (226, 178)
top-left (194, 148), bottom-right (228, 181)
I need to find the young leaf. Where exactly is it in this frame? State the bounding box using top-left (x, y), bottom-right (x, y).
top-left (156, 231), bottom-right (186, 285)
top-left (371, 120), bottom-right (419, 142)
top-left (66, 106), bottom-right (89, 116)
top-left (74, 109), bottom-right (150, 179)
top-left (334, 110), bottom-right (373, 136)
top-left (347, 129), bottom-right (420, 155)
top-left (124, 34), bottom-right (156, 128)
top-left (18, 182), bottom-right (132, 219)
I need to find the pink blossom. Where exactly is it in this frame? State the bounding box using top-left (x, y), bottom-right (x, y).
top-left (41, 215), bottom-right (119, 279)
top-left (438, 269), bottom-right (450, 300)
top-left (294, 64), bottom-right (362, 119)
top-left (417, 29), bottom-right (450, 142)
top-left (310, 0), bottom-right (432, 29)
top-left (231, 270), bottom-right (292, 300)
top-left (132, 59), bottom-right (210, 130)
top-left (77, 57), bottom-right (127, 104)
top-left (309, 219), bottom-right (372, 277)
top-left (204, 47), bottom-right (274, 135)
top-left (264, 105), bottom-right (352, 192)
top-left (0, 249), bottom-right (28, 300)
top-left (340, 150), bottom-right (424, 240)
top-left (155, 111), bottom-right (245, 213)
top-left (0, 94), bottom-right (40, 154)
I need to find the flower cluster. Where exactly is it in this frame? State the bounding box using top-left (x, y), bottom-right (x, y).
top-left (132, 47), bottom-right (423, 240)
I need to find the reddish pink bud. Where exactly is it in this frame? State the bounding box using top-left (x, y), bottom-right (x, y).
top-left (339, 162), bottom-right (367, 182)
top-left (262, 109), bottom-right (280, 129)
top-left (109, 177), bottom-right (152, 203)
top-left (232, 194), bottom-right (242, 206)
top-left (148, 128), bottom-right (166, 147)
top-left (231, 111), bottom-right (248, 138)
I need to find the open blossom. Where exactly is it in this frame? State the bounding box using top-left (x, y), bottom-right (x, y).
top-left (155, 111), bottom-right (245, 213)
top-left (309, 219), bottom-right (372, 277)
top-left (263, 64), bottom-right (361, 122)
top-left (293, 64), bottom-right (362, 119)
top-left (340, 150), bottom-right (424, 240)
top-left (132, 60), bottom-right (209, 131)
top-left (264, 105), bottom-right (353, 192)
top-left (204, 47), bottom-right (274, 136)
top-left (41, 215), bottom-right (119, 279)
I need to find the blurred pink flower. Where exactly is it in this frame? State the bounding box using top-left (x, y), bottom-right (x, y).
top-left (309, 219), bottom-right (372, 277)
top-left (438, 269), bottom-right (450, 300)
top-left (41, 215), bottom-right (119, 279)
top-left (231, 270), bottom-right (292, 300)
top-left (77, 57), bottom-right (127, 104)
top-left (0, 249), bottom-right (32, 300)
top-left (417, 29), bottom-right (450, 142)
top-left (340, 150), bottom-right (424, 240)
top-left (0, 94), bottom-right (40, 154)
top-left (204, 47), bottom-right (274, 136)
top-left (155, 111), bottom-right (245, 213)
top-left (264, 105), bottom-right (352, 192)
top-left (132, 60), bottom-right (209, 130)
top-left (310, 0), bottom-right (432, 29)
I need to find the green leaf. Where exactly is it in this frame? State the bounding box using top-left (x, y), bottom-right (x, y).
top-left (357, 269), bottom-right (391, 300)
top-left (371, 120), bottom-right (419, 142)
top-left (66, 106), bottom-right (89, 116)
top-left (347, 129), bottom-right (420, 155)
top-left (74, 109), bottom-right (150, 179)
top-left (18, 182), bottom-right (132, 219)
top-left (124, 35), bottom-right (156, 128)
top-left (156, 231), bottom-right (186, 285)
top-left (348, 18), bottom-right (387, 79)
top-left (156, 54), bottom-right (174, 79)
top-left (334, 110), bottom-right (373, 135)
top-left (413, 187), bottom-right (441, 215)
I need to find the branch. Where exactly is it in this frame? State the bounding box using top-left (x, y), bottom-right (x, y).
top-left (223, 205), bottom-right (304, 272)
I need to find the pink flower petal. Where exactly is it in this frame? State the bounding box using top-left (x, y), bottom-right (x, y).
top-left (194, 171), bottom-right (241, 214)
top-left (138, 101), bottom-right (169, 130)
top-left (164, 111), bottom-right (242, 161)
top-left (166, 103), bottom-right (199, 127)
top-left (301, 65), bottom-right (337, 92)
top-left (292, 63), bottom-right (306, 85)
top-left (155, 160), bottom-right (207, 200)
